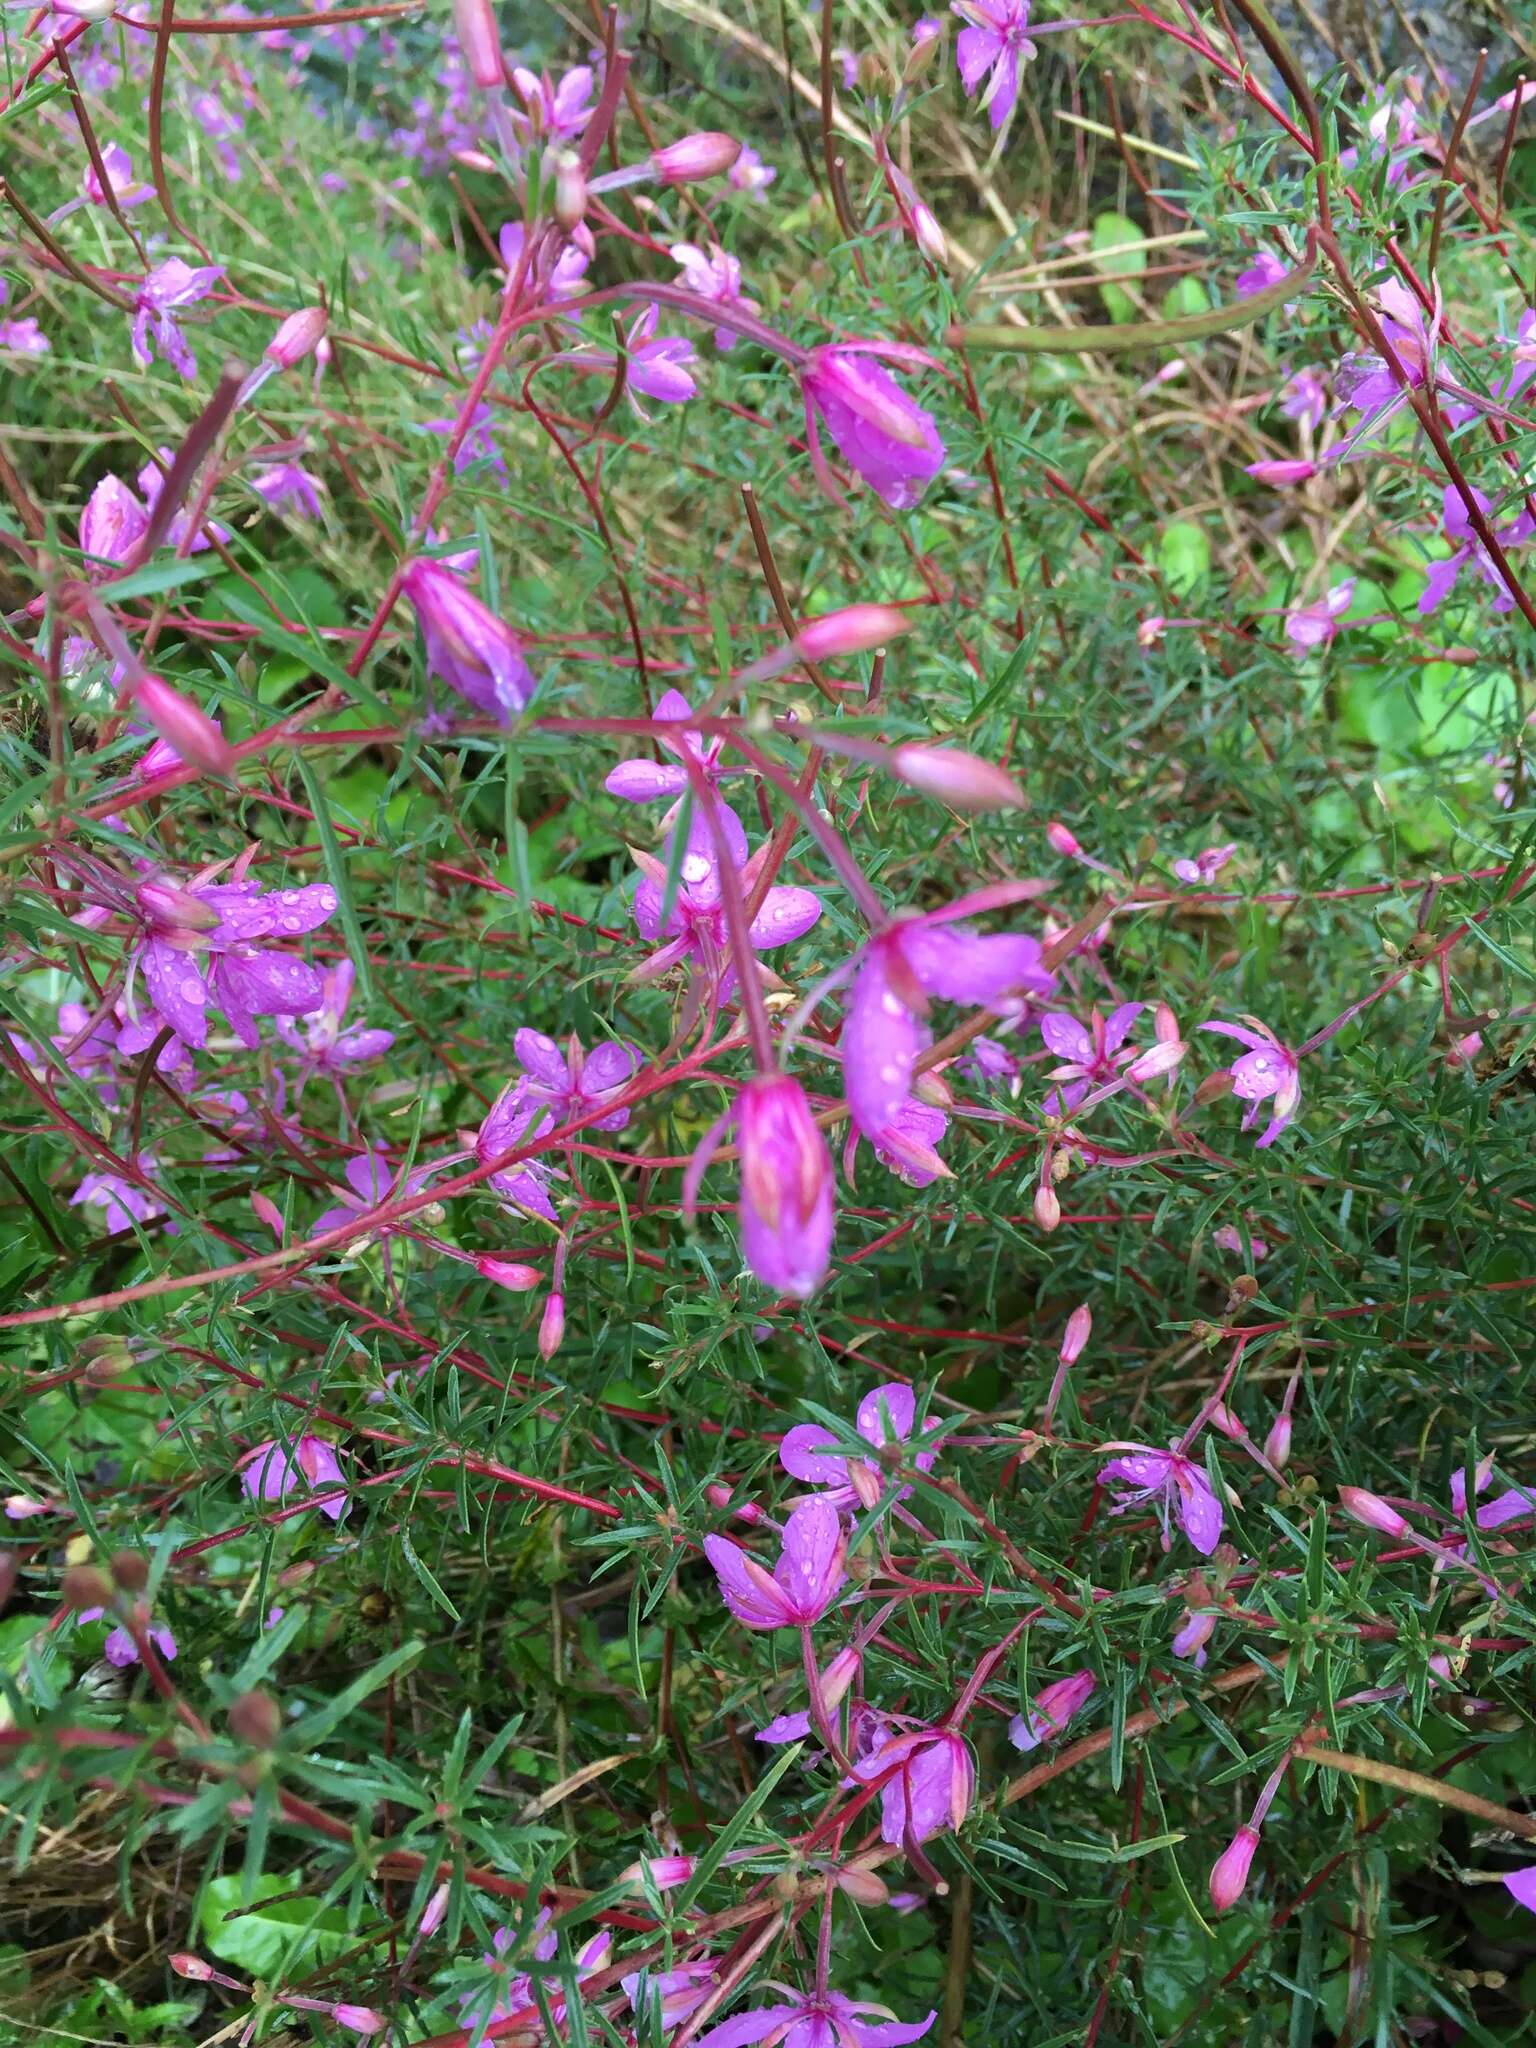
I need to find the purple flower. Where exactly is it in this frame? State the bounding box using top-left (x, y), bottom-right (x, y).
top-left (1417, 484), bottom-right (1533, 617)
top-left (498, 221), bottom-right (590, 305)
top-left (185, 87), bottom-right (244, 181)
top-left (953, 0), bottom-right (1035, 129)
top-left (845, 1092), bottom-right (952, 1188)
top-left (604, 688), bottom-right (747, 858)
top-left (629, 831), bottom-right (821, 999)
top-left (425, 397), bottom-right (505, 481)
top-left (729, 143), bottom-right (776, 194)
top-left (85, 143), bottom-right (152, 210)
top-left (507, 1027), bottom-right (641, 1132)
top-left (1039, 1002), bottom-right (1144, 1113)
top-left (1333, 280), bottom-right (1439, 446)
top-left (621, 1961), bottom-right (719, 2030)
top-left (0, 279), bottom-right (49, 360)
top-left (1503, 1868), bottom-right (1536, 1914)
top-left (76, 1607), bottom-right (178, 1667)
top-left (1172, 842), bottom-right (1238, 885)
top-left (851, 1724), bottom-right (975, 1846)
top-left (704, 1496), bottom-right (846, 1630)
top-left (509, 63), bottom-right (595, 146)
top-left (476, 1085), bottom-right (560, 1222)
top-left (758, 1644), bottom-right (861, 1744)
top-left (1450, 1459), bottom-right (1536, 1532)
top-left (1172, 1608), bottom-right (1216, 1665)
top-left (1200, 1017), bottom-right (1301, 1147)
top-left (465, 1912), bottom-right (611, 2029)
top-left (70, 1161), bottom-right (171, 1236)
top-left (1279, 367), bottom-right (1327, 430)
top-left (801, 343), bottom-right (946, 510)
top-left (781, 1381), bottom-right (942, 1510)
top-left (842, 913), bottom-right (1055, 1143)
top-left (238, 1434), bottom-right (348, 1521)
top-left (119, 869), bottom-right (336, 1050)
top-left (275, 959), bottom-right (394, 1073)
top-left (1246, 458), bottom-right (1316, 487)
top-left (1097, 1444), bottom-right (1225, 1554)
top-left (1235, 249), bottom-right (1289, 298)
top-left (78, 475), bottom-right (149, 572)
top-left (401, 559), bottom-right (538, 725)
top-left (311, 1147), bottom-right (442, 1238)
top-left (1283, 578), bottom-right (1353, 650)
top-left (670, 241), bottom-right (758, 349)
top-left (138, 451), bottom-right (229, 554)
top-left (131, 258), bottom-right (225, 380)
top-left (563, 305), bottom-right (698, 410)
top-left (1008, 1668), bottom-right (1096, 1752)
top-left (695, 1990), bottom-right (934, 2048)
top-left (252, 460), bottom-right (326, 520)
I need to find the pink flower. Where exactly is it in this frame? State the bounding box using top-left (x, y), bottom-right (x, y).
top-left (476, 1087), bottom-right (560, 1222)
top-left (1097, 1444), bottom-right (1225, 1554)
top-left (843, 911), bottom-right (1055, 1144)
top-left (1235, 250), bottom-right (1288, 298)
top-left (801, 343), bottom-right (946, 510)
top-left (562, 304), bottom-right (698, 410)
top-left (1200, 1017), bottom-right (1301, 1147)
top-left (1502, 1868), bottom-right (1536, 1913)
top-left (1333, 280), bottom-right (1440, 446)
top-left (275, 958), bottom-right (394, 1074)
top-left (1246, 458), bottom-right (1316, 486)
top-left (629, 828), bottom-right (821, 1000)
top-left (953, 0), bottom-right (1035, 130)
top-left (1039, 1003), bottom-right (1145, 1113)
top-left (131, 258), bottom-right (225, 380)
top-left (695, 1990), bottom-right (934, 2048)
top-left (729, 143), bottom-right (776, 194)
top-left (1172, 1608), bottom-right (1216, 1665)
top-left (1284, 578), bottom-right (1354, 650)
top-left (1209, 1825), bottom-right (1259, 1912)
top-left (704, 1495), bottom-right (847, 1630)
top-left (1008, 1669), bottom-right (1096, 1753)
top-left (670, 240), bottom-right (758, 349)
top-left (781, 1381), bottom-right (943, 1508)
top-left (401, 559), bottom-right (537, 726)
top-left (844, 1092), bottom-right (952, 1189)
top-left (1450, 1460), bottom-right (1536, 1532)
top-left (1280, 367), bottom-right (1327, 429)
top-left (509, 64), bottom-right (595, 146)
top-left (252, 460), bottom-right (326, 520)
top-left (85, 142), bottom-right (152, 210)
top-left (604, 688), bottom-right (747, 856)
top-left (1418, 484), bottom-right (1533, 618)
top-left (621, 1960), bottom-right (719, 2029)
top-left (730, 1073), bottom-right (836, 1298)
top-left (851, 1724), bottom-right (975, 1846)
top-left (238, 1434), bottom-right (349, 1521)
top-left (497, 221), bottom-right (590, 305)
top-left (506, 1027), bottom-right (641, 1132)
top-left (312, 1148), bottom-right (442, 1237)
top-left (0, 280), bottom-right (49, 360)
top-left (1172, 842), bottom-right (1238, 885)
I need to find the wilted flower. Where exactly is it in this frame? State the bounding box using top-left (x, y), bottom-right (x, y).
top-left (801, 343), bottom-right (946, 510)
top-left (1098, 1444), bottom-right (1225, 1554)
top-left (704, 1496), bottom-right (846, 1630)
top-left (1008, 1669), bottom-right (1096, 1752)
top-left (402, 558), bottom-right (537, 725)
top-left (238, 1434), bottom-right (349, 1521)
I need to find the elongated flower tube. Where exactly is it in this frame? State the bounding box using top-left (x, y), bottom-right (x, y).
top-left (735, 1073), bottom-right (835, 1298)
top-left (802, 343), bottom-right (946, 509)
top-left (401, 559), bottom-right (537, 726)
top-left (452, 0), bottom-right (505, 90)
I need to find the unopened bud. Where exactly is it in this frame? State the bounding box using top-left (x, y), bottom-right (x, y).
top-left (1208, 1402), bottom-right (1247, 1442)
top-left (228, 1687), bottom-right (283, 1748)
top-left (1193, 1069), bottom-right (1235, 1105)
top-left (836, 1865), bottom-right (890, 1906)
top-left (110, 1549), bottom-right (148, 1593)
top-left (1208, 1825), bottom-right (1259, 1912)
top-left (1338, 1486), bottom-right (1409, 1538)
top-left (419, 1881), bottom-right (450, 1936)
top-left (451, 0), bottom-right (504, 89)
top-left (705, 1483), bottom-right (764, 1524)
top-left (889, 744), bottom-right (1023, 812)
top-left (1225, 1274), bottom-right (1259, 1310)
top-left (1045, 820), bottom-right (1082, 858)
top-left (848, 1459), bottom-right (883, 1510)
top-left (61, 1563), bottom-right (112, 1612)
top-left (81, 1336), bottom-right (134, 1383)
top-left (136, 875), bottom-right (220, 934)
top-left (1245, 458), bottom-right (1316, 486)
top-left (553, 152), bottom-right (587, 230)
top-left (1033, 1183), bottom-right (1061, 1233)
top-left (266, 306), bottom-right (327, 369)
top-left (1263, 1410), bottom-right (1292, 1471)
top-left (332, 2007), bottom-right (386, 2037)
top-left (651, 132), bottom-right (741, 184)
top-left (795, 603), bottom-right (909, 663)
top-left (251, 1192), bottom-right (285, 1241)
top-left (170, 1953), bottom-right (214, 1981)
top-left (538, 1291), bottom-right (565, 1360)
top-left (621, 1853), bottom-right (695, 1892)
top-left (132, 676), bottom-right (235, 778)
top-left (475, 1255), bottom-right (542, 1292)
top-left (1059, 1305), bottom-right (1091, 1365)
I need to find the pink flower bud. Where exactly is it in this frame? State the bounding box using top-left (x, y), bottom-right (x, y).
top-left (836, 1865), bottom-right (890, 1906)
top-left (266, 306), bottom-right (327, 369)
top-left (1126, 1038), bottom-right (1185, 1082)
top-left (1208, 1402), bottom-right (1248, 1442)
top-left (401, 559), bottom-right (536, 726)
top-left (1033, 1183), bottom-right (1061, 1233)
top-left (1262, 1410), bottom-right (1292, 1470)
top-left (135, 876), bottom-right (220, 934)
top-left (818, 1644), bottom-right (861, 1710)
top-left (170, 1954), bottom-right (214, 1981)
top-left (1338, 1486), bottom-right (1409, 1538)
top-left (1137, 615), bottom-right (1166, 648)
top-left (251, 1192), bottom-right (285, 1241)
top-left (622, 1852), bottom-right (695, 1891)
top-left (332, 2007), bottom-right (386, 2037)
top-left (889, 744), bottom-right (1024, 812)
top-left (419, 1881), bottom-right (450, 1936)
top-left (1059, 1305), bottom-right (1091, 1365)
top-left (1245, 459), bottom-right (1316, 486)
top-left (1045, 820), bottom-right (1082, 858)
top-left (476, 1255), bottom-right (542, 1291)
top-left (795, 603), bottom-right (910, 662)
top-left (1208, 1825), bottom-right (1259, 1912)
top-left (651, 132), bottom-right (742, 183)
top-left (451, 0), bottom-right (504, 89)
top-left (911, 200), bottom-right (946, 265)
top-left (538, 1290), bottom-right (565, 1360)
top-left (553, 152), bottom-right (587, 230)
top-left (132, 676), bottom-right (235, 778)
top-left (734, 1074), bottom-right (834, 1299)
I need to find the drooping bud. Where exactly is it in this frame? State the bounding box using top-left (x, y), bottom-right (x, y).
top-left (836, 1864), bottom-right (891, 1906)
top-left (740, 603), bottom-right (910, 683)
top-left (1208, 1402), bottom-right (1248, 1443)
top-left (132, 676), bottom-right (236, 778)
top-left (889, 744), bottom-right (1024, 812)
top-left (401, 560), bottom-right (537, 727)
top-left (1059, 1305), bottom-right (1091, 1365)
top-left (110, 1549), bottom-right (148, 1593)
top-left (1009, 1668), bottom-right (1097, 1753)
top-left (251, 1192), bottom-right (285, 1241)
top-left (79, 475), bottom-right (149, 569)
top-left (267, 306), bottom-right (327, 370)
top-left (1263, 1409), bottom-right (1293, 1470)
top-left (1033, 1183), bottom-right (1061, 1233)
top-left (651, 132), bottom-right (742, 184)
top-left (1338, 1486), bottom-right (1409, 1538)
top-left (1045, 820), bottom-right (1082, 858)
top-left (1245, 459), bottom-right (1316, 486)
top-left (1208, 1825), bottom-right (1259, 1912)
top-left (60, 1563), bottom-right (112, 1612)
top-left (621, 1853), bottom-right (695, 1892)
top-left (451, 0), bottom-right (504, 89)
top-left (538, 1291), bottom-right (565, 1360)
top-left (170, 1954), bottom-right (215, 1981)
top-left (734, 1073), bottom-right (835, 1299)
top-left (848, 1458), bottom-right (882, 1511)
top-left (418, 1881), bottom-right (451, 1936)
top-left (476, 1255), bottom-right (542, 1291)
top-left (332, 2007), bottom-right (386, 2037)
top-left (80, 1335), bottom-right (135, 1384)
top-left (228, 1687), bottom-right (283, 1748)
top-left (704, 1483), bottom-right (764, 1524)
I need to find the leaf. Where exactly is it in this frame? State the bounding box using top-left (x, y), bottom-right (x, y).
top-left (1157, 521), bottom-right (1211, 596)
top-left (199, 1873), bottom-right (350, 1975)
top-left (295, 754), bottom-right (371, 1000)
top-left (1093, 211), bottom-right (1147, 325)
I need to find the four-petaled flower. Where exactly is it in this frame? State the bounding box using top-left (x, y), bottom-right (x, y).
top-left (238, 1433), bottom-right (349, 1521)
top-left (1097, 1443), bottom-right (1225, 1554)
top-left (705, 1496), bottom-right (847, 1630)
top-left (1200, 1016), bottom-right (1301, 1147)
top-left (695, 1988), bottom-right (934, 2048)
top-left (131, 258), bottom-right (226, 380)
top-left (781, 1381), bottom-right (943, 1510)
top-left (605, 689), bottom-right (748, 857)
top-left (1039, 1003), bottom-right (1145, 1113)
top-left (1418, 484), bottom-right (1533, 618)
top-left (508, 1027), bottom-right (642, 1132)
top-left (850, 1724), bottom-right (975, 1847)
top-left (671, 240), bottom-right (758, 348)
top-left (630, 831), bottom-right (821, 1000)
top-left (953, 0), bottom-right (1036, 131)
top-left (276, 958), bottom-right (395, 1075)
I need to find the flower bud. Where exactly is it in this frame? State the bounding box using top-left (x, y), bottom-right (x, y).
top-left (132, 677), bottom-right (235, 778)
top-left (734, 1074), bottom-right (835, 1299)
top-left (419, 1881), bottom-right (450, 1936)
top-left (1033, 1183), bottom-right (1060, 1233)
top-left (332, 2007), bottom-right (386, 2036)
top-left (228, 1687), bottom-right (283, 1748)
top-left (538, 1290), bottom-right (565, 1360)
top-left (401, 560), bottom-right (536, 727)
top-left (476, 1255), bottom-right (542, 1291)
top-left (889, 744), bottom-right (1023, 812)
top-left (621, 1853), bottom-right (695, 1892)
top-left (1193, 1069), bottom-right (1235, 1105)
top-left (266, 306), bottom-right (327, 369)
top-left (1208, 1825), bottom-right (1259, 1912)
top-left (451, 0), bottom-right (504, 89)
top-left (848, 1458), bottom-right (883, 1510)
top-left (552, 152), bottom-right (587, 230)
top-left (704, 1483), bottom-right (764, 1524)
top-left (136, 875), bottom-right (220, 935)
top-left (170, 1953), bottom-right (214, 1981)
top-left (81, 1336), bottom-right (135, 1384)
top-left (1059, 1305), bottom-right (1091, 1365)
top-left (1338, 1486), bottom-right (1409, 1538)
top-left (1263, 1410), bottom-right (1292, 1470)
top-left (1245, 459), bottom-right (1316, 486)
top-left (795, 603), bottom-right (909, 663)
top-left (60, 1563), bottom-right (112, 1612)
top-left (1208, 1402), bottom-right (1248, 1442)
top-left (836, 1865), bottom-right (890, 1906)
top-left (651, 132), bottom-right (742, 184)
top-left (251, 1192), bottom-right (285, 1241)
top-left (110, 1549), bottom-right (148, 1593)
top-left (1045, 820), bottom-right (1082, 858)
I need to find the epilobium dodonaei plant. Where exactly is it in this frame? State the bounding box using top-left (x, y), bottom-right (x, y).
top-left (2, 0), bottom-right (1536, 2040)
